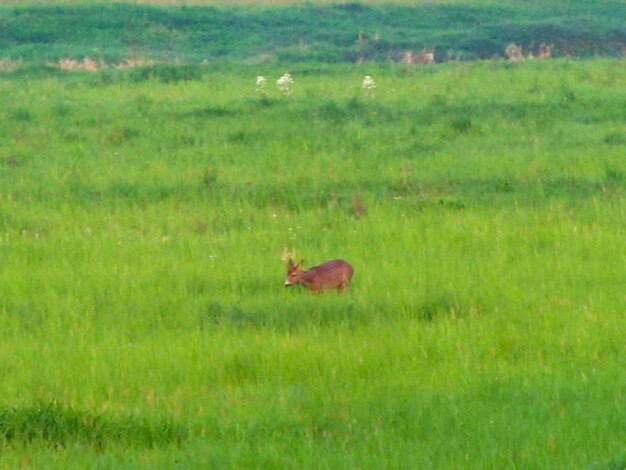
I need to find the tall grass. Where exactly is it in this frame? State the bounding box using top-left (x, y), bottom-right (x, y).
top-left (0, 59), bottom-right (624, 467)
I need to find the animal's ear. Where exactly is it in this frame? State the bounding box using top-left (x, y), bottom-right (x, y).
top-left (287, 258), bottom-right (294, 269)
top-left (296, 259), bottom-right (304, 269)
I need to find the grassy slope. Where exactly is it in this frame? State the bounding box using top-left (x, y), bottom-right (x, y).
top-left (1, 1), bottom-right (625, 64)
top-left (0, 58), bottom-right (625, 467)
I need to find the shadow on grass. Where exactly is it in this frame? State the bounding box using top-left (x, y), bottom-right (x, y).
top-left (197, 293), bottom-right (479, 332)
top-left (197, 299), bottom-right (370, 332)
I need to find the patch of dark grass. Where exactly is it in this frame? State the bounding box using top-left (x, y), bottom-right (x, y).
top-left (603, 132), bottom-right (626, 146)
top-left (182, 105), bottom-right (236, 119)
top-left (414, 294), bottom-right (467, 321)
top-left (9, 108), bottom-right (32, 122)
top-left (0, 299), bottom-right (46, 332)
top-left (202, 166), bottom-right (218, 189)
top-left (313, 100), bottom-right (349, 122)
top-left (130, 64), bottom-right (204, 83)
top-left (532, 177), bottom-right (604, 201)
top-left (222, 353), bottom-right (261, 385)
top-left (588, 450), bottom-right (626, 470)
top-left (494, 177), bottom-right (515, 194)
top-left (105, 126), bottom-right (141, 145)
top-left (226, 130), bottom-right (249, 144)
top-left (0, 401), bottom-right (188, 449)
top-left (0, 154), bottom-right (25, 168)
top-left (303, 99), bottom-right (403, 127)
top-left (51, 104), bottom-right (72, 118)
top-left (604, 166), bottom-right (624, 185)
top-left (61, 182), bottom-right (196, 206)
top-left (449, 115), bottom-right (473, 133)
top-left (435, 197), bottom-right (468, 211)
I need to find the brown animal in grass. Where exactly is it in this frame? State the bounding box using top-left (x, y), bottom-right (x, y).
top-left (285, 259), bottom-right (354, 292)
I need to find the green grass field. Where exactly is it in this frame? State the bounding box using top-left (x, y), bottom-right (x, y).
top-left (1, 1), bottom-right (625, 467)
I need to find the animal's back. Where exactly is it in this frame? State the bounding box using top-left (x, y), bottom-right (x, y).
top-left (307, 259), bottom-right (354, 291)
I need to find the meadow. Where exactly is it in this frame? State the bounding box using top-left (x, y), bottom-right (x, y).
top-left (1, 11), bottom-right (625, 467)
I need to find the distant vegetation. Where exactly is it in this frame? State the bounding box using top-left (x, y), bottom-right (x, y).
top-left (0, 1), bottom-right (625, 65)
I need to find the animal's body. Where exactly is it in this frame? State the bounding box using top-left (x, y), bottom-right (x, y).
top-left (285, 259), bottom-right (354, 292)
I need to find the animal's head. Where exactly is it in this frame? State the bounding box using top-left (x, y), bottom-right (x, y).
top-left (285, 259), bottom-right (304, 287)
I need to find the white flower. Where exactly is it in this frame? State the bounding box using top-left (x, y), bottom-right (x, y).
top-left (276, 72), bottom-right (294, 95)
top-left (255, 75), bottom-right (267, 95)
top-left (362, 75), bottom-right (376, 98)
